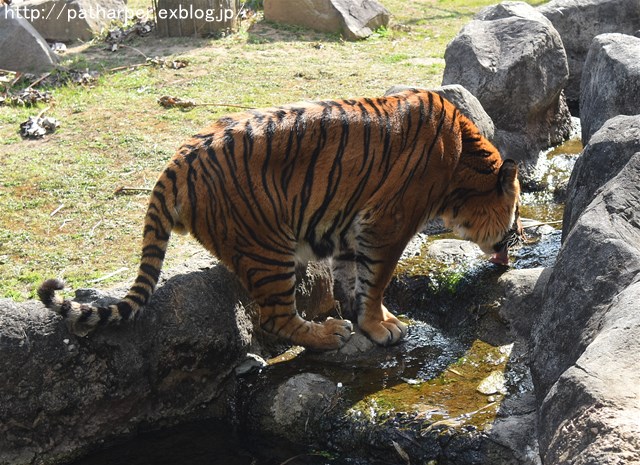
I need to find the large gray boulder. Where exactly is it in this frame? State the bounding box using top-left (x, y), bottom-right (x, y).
top-left (20, 0), bottom-right (127, 42)
top-left (539, 0), bottom-right (640, 109)
top-left (580, 33), bottom-right (640, 144)
top-left (264, 0), bottom-right (389, 40)
top-left (0, 6), bottom-right (58, 73)
top-left (562, 115), bottom-right (640, 239)
top-left (384, 84), bottom-right (495, 140)
top-left (532, 152), bottom-right (640, 464)
top-left (442, 2), bottom-right (572, 169)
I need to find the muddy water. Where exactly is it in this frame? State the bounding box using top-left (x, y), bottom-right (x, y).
top-left (68, 136), bottom-right (581, 465)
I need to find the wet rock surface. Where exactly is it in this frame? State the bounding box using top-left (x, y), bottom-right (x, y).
top-left (4, 114), bottom-right (633, 465)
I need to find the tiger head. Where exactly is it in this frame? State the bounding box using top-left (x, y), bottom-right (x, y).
top-left (442, 159), bottom-right (523, 265)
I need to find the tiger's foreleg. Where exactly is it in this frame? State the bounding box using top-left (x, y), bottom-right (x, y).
top-left (353, 236), bottom-right (408, 346)
top-left (241, 257), bottom-right (353, 350)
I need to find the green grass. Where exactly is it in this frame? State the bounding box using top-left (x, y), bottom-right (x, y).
top-left (0, 0), bottom-right (546, 300)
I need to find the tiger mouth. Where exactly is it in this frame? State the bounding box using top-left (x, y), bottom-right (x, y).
top-left (490, 225), bottom-right (525, 266)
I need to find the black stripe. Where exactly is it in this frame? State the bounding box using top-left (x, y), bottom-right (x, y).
top-left (142, 244), bottom-right (166, 261)
top-left (306, 104), bottom-right (349, 246)
top-left (236, 250), bottom-right (296, 268)
top-left (140, 263), bottom-right (161, 282)
top-left (261, 312), bottom-right (296, 331)
top-left (296, 103), bottom-right (331, 236)
top-left (126, 293), bottom-right (146, 307)
top-left (187, 164), bottom-right (199, 233)
top-left (164, 168), bottom-right (178, 203)
top-left (252, 271), bottom-right (296, 288)
top-left (275, 314), bottom-right (298, 337)
top-left (117, 301), bottom-right (133, 320)
top-left (462, 135), bottom-right (483, 144)
top-left (151, 190), bottom-right (175, 227)
top-left (145, 212), bottom-right (170, 241)
top-left (184, 149), bottom-right (197, 165)
top-left (129, 284), bottom-right (150, 298)
top-left (420, 94), bottom-right (448, 177)
top-left (289, 319), bottom-right (309, 339)
top-left (357, 102), bottom-right (372, 176)
top-left (398, 98), bottom-right (412, 153)
top-left (98, 306), bottom-right (112, 324)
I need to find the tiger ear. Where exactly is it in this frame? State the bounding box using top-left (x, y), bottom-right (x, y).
top-left (497, 159), bottom-right (518, 196)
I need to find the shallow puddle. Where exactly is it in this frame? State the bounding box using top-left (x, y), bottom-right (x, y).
top-left (347, 338), bottom-right (514, 432)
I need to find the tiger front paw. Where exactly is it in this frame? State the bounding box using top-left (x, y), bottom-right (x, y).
top-left (359, 306), bottom-right (407, 346)
top-left (294, 317), bottom-right (354, 351)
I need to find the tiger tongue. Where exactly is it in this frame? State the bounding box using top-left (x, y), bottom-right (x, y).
top-left (490, 246), bottom-right (509, 266)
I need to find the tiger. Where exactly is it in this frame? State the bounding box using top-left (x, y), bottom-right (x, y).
top-left (38, 88), bottom-right (521, 350)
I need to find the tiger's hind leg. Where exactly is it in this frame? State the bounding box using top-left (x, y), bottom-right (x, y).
top-left (353, 232), bottom-right (408, 346)
top-left (239, 256), bottom-right (353, 350)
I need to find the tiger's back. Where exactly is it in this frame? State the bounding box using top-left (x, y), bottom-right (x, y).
top-left (39, 89), bottom-right (520, 349)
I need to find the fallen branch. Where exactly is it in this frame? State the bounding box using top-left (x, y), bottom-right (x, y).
top-left (107, 62), bottom-right (149, 73)
top-left (107, 56), bottom-right (189, 74)
top-left (27, 73), bottom-right (52, 89)
top-left (114, 186), bottom-right (153, 195)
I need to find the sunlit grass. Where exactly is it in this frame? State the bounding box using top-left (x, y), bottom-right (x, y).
top-left (0, 0), bottom-right (546, 299)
